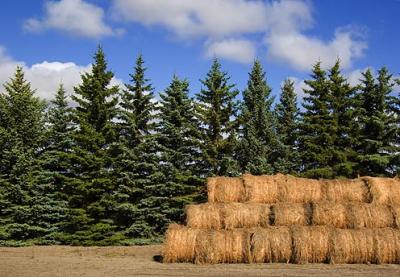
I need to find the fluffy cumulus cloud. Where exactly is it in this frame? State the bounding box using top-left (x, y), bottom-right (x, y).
top-left (24, 0), bottom-right (122, 38)
top-left (0, 46), bottom-right (122, 101)
top-left (111, 0), bottom-right (367, 69)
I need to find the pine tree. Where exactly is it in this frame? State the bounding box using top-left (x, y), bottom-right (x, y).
top-left (112, 54), bottom-right (163, 241)
top-left (0, 67), bottom-right (46, 245)
top-left (275, 78), bottom-right (299, 174)
top-left (357, 67), bottom-right (398, 176)
top-left (65, 46), bottom-right (119, 245)
top-left (298, 62), bottom-right (335, 178)
top-left (238, 60), bottom-right (277, 174)
top-left (196, 59), bottom-right (239, 176)
top-left (157, 75), bottom-right (204, 229)
top-left (328, 61), bottom-right (358, 177)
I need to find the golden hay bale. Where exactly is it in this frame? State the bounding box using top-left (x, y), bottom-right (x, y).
top-left (194, 229), bottom-right (251, 264)
top-left (330, 229), bottom-right (375, 264)
top-left (311, 202), bottom-right (348, 228)
top-left (207, 176), bottom-right (244, 203)
top-left (242, 174), bottom-right (279, 203)
top-left (185, 203), bottom-right (270, 229)
top-left (364, 177), bottom-right (400, 205)
top-left (373, 228), bottom-right (400, 264)
top-left (163, 224), bottom-right (199, 263)
top-left (250, 227), bottom-right (292, 263)
top-left (223, 203), bottom-right (270, 229)
top-left (278, 175), bottom-right (324, 203)
top-left (185, 203), bottom-right (223, 229)
top-left (291, 226), bottom-right (331, 264)
top-left (347, 203), bottom-right (394, 229)
top-left (391, 205), bottom-right (400, 228)
top-left (272, 203), bottom-right (311, 226)
top-left (322, 178), bottom-right (370, 203)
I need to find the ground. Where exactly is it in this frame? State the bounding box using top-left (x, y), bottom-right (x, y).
top-left (1, 245), bottom-right (400, 277)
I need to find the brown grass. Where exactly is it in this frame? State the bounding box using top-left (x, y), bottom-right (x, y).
top-left (250, 227), bottom-right (292, 263)
top-left (272, 203), bottom-right (311, 226)
top-left (278, 175), bottom-right (324, 203)
top-left (365, 177), bottom-right (400, 205)
top-left (207, 176), bottom-right (244, 203)
top-left (291, 226), bottom-right (332, 264)
top-left (185, 203), bottom-right (270, 230)
top-left (312, 202), bottom-right (348, 228)
top-left (322, 179), bottom-right (369, 203)
top-left (242, 174), bottom-right (279, 203)
top-left (163, 224), bottom-right (199, 263)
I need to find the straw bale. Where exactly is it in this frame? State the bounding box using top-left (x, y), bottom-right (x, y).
top-left (347, 203), bottom-right (394, 229)
top-left (373, 228), bottom-right (400, 264)
top-left (250, 227), bottom-right (292, 263)
top-left (242, 174), bottom-right (279, 203)
top-left (272, 203), bottom-right (311, 226)
top-left (207, 176), bottom-right (244, 203)
top-left (391, 205), bottom-right (400, 228)
top-left (163, 224), bottom-right (199, 263)
top-left (330, 229), bottom-right (375, 264)
top-left (185, 203), bottom-right (223, 229)
top-left (291, 226), bottom-right (331, 264)
top-left (278, 175), bottom-right (323, 203)
top-left (322, 178), bottom-right (369, 203)
top-left (311, 202), bottom-right (348, 228)
top-left (365, 177), bottom-right (400, 205)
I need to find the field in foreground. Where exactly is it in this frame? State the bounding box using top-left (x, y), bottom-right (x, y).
top-left (1, 246), bottom-right (400, 277)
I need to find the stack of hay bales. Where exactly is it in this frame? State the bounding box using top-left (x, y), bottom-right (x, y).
top-left (163, 174), bottom-right (400, 264)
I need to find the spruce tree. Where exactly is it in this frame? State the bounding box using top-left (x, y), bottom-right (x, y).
top-left (298, 62), bottom-right (335, 178)
top-left (195, 59), bottom-right (239, 176)
top-left (238, 60), bottom-right (277, 174)
top-left (65, 46), bottom-right (119, 245)
top-left (357, 67), bottom-right (398, 176)
top-left (275, 78), bottom-right (299, 174)
top-left (157, 75), bottom-right (204, 228)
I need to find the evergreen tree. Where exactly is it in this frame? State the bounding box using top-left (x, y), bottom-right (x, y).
top-left (298, 62), bottom-right (335, 178)
top-left (196, 59), bottom-right (239, 176)
top-left (112, 54), bottom-right (163, 241)
top-left (328, 61), bottom-right (358, 177)
top-left (65, 46), bottom-right (119, 245)
top-left (157, 75), bottom-right (204, 228)
top-left (357, 67), bottom-right (398, 176)
top-left (0, 67), bottom-right (46, 245)
top-left (238, 60), bottom-right (277, 174)
top-left (275, 78), bottom-right (299, 174)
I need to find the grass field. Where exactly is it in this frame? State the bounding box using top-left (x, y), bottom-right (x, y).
top-left (1, 245), bottom-right (400, 277)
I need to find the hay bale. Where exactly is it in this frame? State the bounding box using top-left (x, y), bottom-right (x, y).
top-left (278, 175), bottom-right (324, 203)
top-left (322, 178), bottom-right (369, 203)
top-left (194, 229), bottom-right (251, 264)
top-left (207, 176), bottom-right (244, 203)
top-left (186, 203), bottom-right (270, 229)
top-left (373, 228), bottom-right (400, 264)
top-left (330, 229), bottom-right (375, 264)
top-left (291, 226), bottom-right (331, 264)
top-left (272, 203), bottom-right (311, 226)
top-left (347, 203), bottom-right (394, 229)
top-left (242, 174), bottom-right (279, 203)
top-left (391, 205), bottom-right (400, 228)
top-left (163, 224), bottom-right (199, 263)
top-left (186, 203), bottom-right (223, 229)
top-left (312, 202), bottom-right (348, 228)
top-left (250, 227), bottom-right (292, 263)
top-left (365, 177), bottom-right (400, 205)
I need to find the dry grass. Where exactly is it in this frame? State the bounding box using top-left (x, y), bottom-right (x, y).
top-left (250, 227), bottom-right (292, 263)
top-left (163, 224), bottom-right (199, 263)
top-left (272, 203), bottom-right (311, 226)
top-left (312, 202), bottom-right (349, 228)
top-left (365, 177), bottom-right (400, 205)
top-left (292, 226), bottom-right (331, 264)
top-left (322, 179), bottom-right (370, 203)
top-left (185, 203), bottom-right (270, 230)
top-left (207, 176), bottom-right (244, 203)
top-left (242, 174), bottom-right (279, 203)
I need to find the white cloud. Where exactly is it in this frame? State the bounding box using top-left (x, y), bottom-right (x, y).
top-left (0, 46), bottom-right (122, 101)
top-left (205, 39), bottom-right (256, 64)
top-left (111, 0), bottom-right (366, 69)
top-left (24, 0), bottom-right (122, 38)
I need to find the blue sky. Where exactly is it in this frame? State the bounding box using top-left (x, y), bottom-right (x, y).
top-left (0, 0), bottom-right (399, 101)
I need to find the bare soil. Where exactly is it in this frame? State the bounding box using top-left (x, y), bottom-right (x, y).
top-left (1, 245), bottom-right (400, 277)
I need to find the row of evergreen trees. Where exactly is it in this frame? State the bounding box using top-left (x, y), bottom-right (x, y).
top-left (0, 47), bottom-right (398, 246)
